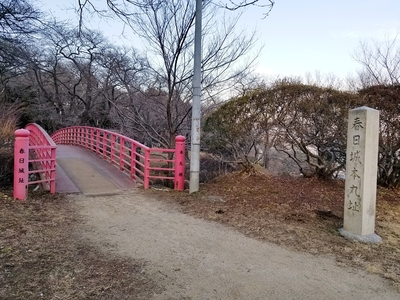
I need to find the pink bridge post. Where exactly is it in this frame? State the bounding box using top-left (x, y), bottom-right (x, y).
top-left (14, 129), bottom-right (30, 200)
top-left (174, 135), bottom-right (186, 191)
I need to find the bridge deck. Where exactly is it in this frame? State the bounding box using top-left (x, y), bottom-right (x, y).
top-left (55, 145), bottom-right (136, 195)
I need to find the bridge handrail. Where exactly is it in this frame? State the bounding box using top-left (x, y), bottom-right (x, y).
top-left (14, 123), bottom-right (57, 200)
top-left (51, 126), bottom-right (186, 190)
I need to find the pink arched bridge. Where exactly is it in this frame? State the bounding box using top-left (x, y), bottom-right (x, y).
top-left (13, 123), bottom-right (186, 200)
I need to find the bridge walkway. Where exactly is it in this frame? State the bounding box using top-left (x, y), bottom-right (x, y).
top-left (55, 145), bottom-right (136, 195)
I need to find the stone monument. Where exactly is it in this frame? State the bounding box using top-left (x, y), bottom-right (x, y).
top-left (339, 106), bottom-right (381, 243)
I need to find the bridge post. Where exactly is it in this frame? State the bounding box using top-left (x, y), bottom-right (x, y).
top-left (103, 132), bottom-right (107, 159)
top-left (111, 134), bottom-right (115, 165)
top-left (130, 144), bottom-right (137, 180)
top-left (174, 136), bottom-right (186, 191)
top-left (70, 127), bottom-right (73, 144)
top-left (96, 129), bottom-right (100, 155)
top-left (119, 137), bottom-right (125, 171)
top-left (144, 149), bottom-right (150, 189)
top-left (14, 129), bottom-right (30, 200)
top-left (85, 127), bottom-right (89, 149)
top-left (90, 127), bottom-right (95, 152)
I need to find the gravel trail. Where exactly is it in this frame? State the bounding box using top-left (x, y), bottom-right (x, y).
top-left (72, 191), bottom-right (399, 300)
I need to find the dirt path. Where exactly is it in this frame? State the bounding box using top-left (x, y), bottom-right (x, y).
top-left (72, 190), bottom-right (399, 300)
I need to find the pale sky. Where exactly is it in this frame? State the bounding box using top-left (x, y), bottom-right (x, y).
top-left (40, 0), bottom-right (400, 81)
top-left (251, 0), bottom-right (400, 79)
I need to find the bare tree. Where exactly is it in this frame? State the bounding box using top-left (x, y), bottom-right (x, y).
top-left (0, 0), bottom-right (41, 96)
top-left (77, 0), bottom-right (274, 26)
top-left (0, 0), bottom-right (41, 38)
top-left (218, 0), bottom-right (274, 17)
top-left (0, 0), bottom-right (42, 183)
top-left (353, 35), bottom-right (400, 87)
top-left (77, 0), bottom-right (263, 149)
top-left (24, 22), bottom-right (142, 131)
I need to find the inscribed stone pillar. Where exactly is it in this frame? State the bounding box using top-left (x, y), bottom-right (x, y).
top-left (340, 106), bottom-right (381, 243)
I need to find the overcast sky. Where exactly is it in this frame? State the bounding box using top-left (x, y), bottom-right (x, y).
top-left (40, 0), bottom-right (400, 81)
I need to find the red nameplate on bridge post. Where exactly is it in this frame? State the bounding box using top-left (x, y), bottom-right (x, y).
top-left (14, 129), bottom-right (30, 200)
top-left (174, 135), bottom-right (186, 191)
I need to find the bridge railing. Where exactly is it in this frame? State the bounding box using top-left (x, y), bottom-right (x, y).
top-left (14, 123), bottom-right (57, 200)
top-left (51, 126), bottom-right (186, 190)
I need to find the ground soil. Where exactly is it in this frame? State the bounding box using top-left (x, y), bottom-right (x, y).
top-left (0, 190), bottom-right (160, 299)
top-left (1, 171), bottom-right (400, 299)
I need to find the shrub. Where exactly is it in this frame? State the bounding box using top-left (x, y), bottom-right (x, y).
top-left (359, 85), bottom-right (400, 187)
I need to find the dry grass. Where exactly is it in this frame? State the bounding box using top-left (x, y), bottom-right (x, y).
top-left (0, 189), bottom-right (161, 300)
top-left (0, 106), bottom-right (19, 185)
top-left (0, 104), bottom-right (19, 147)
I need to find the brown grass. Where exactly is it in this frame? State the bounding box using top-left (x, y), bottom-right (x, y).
top-left (0, 105), bottom-right (19, 185)
top-left (0, 190), bottom-right (161, 299)
top-left (0, 104), bottom-right (19, 147)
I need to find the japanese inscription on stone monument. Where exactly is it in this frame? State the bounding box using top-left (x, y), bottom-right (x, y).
top-left (347, 117), bottom-right (363, 213)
